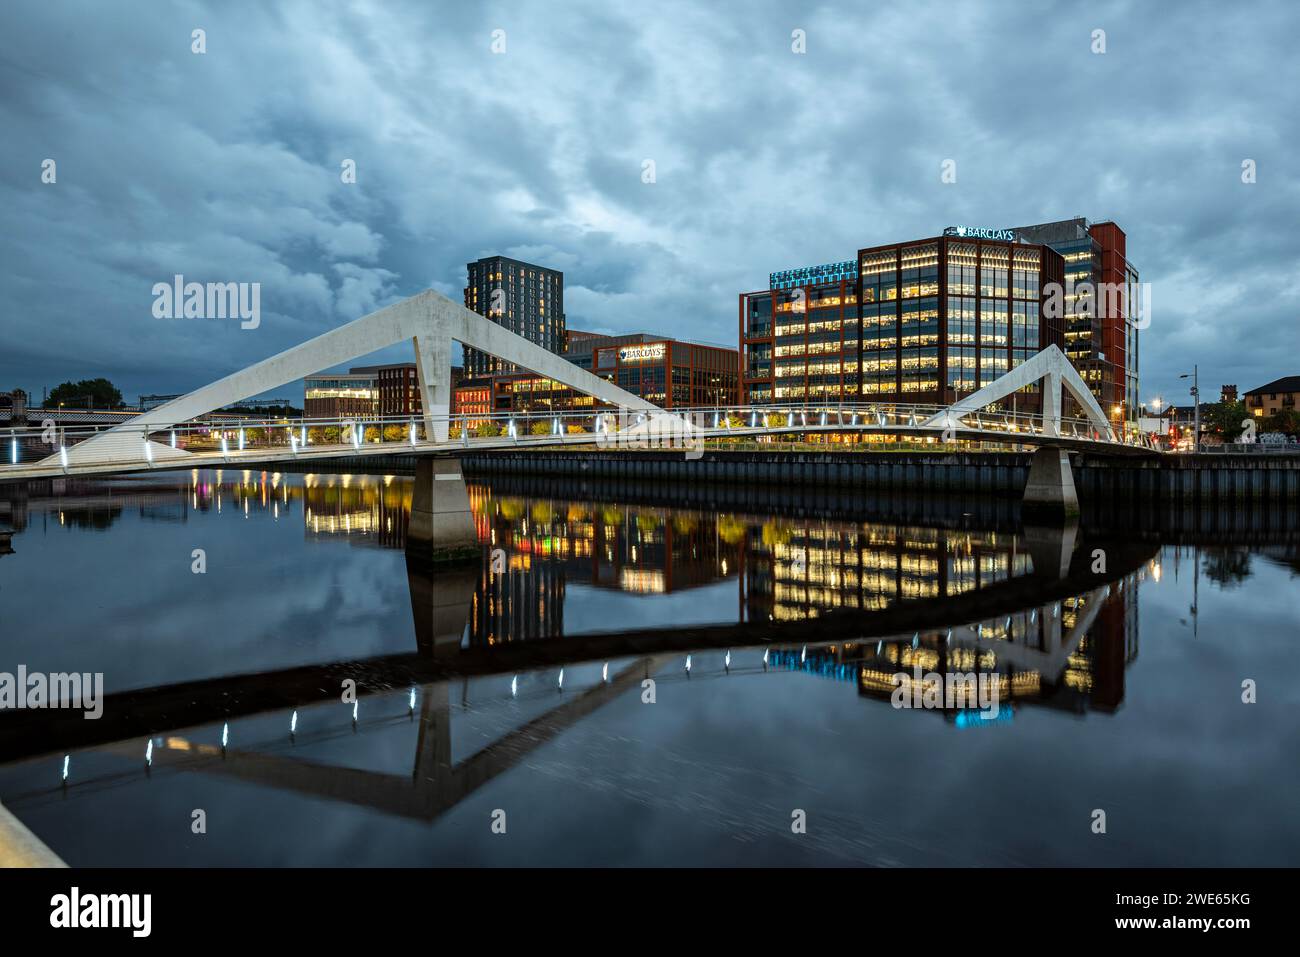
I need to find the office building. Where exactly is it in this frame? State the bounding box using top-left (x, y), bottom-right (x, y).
top-left (741, 236), bottom-right (1065, 413)
top-left (1011, 218), bottom-right (1140, 422)
top-left (740, 219), bottom-right (1139, 421)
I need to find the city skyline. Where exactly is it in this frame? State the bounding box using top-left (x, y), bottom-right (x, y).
top-left (3, 1), bottom-right (1297, 409)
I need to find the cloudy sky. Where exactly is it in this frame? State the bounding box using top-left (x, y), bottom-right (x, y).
top-left (2, 0), bottom-right (1297, 408)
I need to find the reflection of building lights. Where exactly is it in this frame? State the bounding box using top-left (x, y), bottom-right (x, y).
top-left (1151, 561), bottom-right (1162, 582)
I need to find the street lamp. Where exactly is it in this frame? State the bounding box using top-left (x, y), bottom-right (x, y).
top-left (1179, 366), bottom-right (1200, 453)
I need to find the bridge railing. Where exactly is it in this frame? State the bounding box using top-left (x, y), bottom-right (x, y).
top-left (2, 400), bottom-right (1157, 472)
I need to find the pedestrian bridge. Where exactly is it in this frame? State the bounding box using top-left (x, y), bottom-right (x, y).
top-left (1, 288), bottom-right (1153, 485)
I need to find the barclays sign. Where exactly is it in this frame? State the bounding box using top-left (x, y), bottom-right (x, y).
top-left (943, 225), bottom-right (1016, 241)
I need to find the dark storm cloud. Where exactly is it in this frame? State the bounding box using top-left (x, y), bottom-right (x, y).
top-left (0, 0), bottom-right (1296, 404)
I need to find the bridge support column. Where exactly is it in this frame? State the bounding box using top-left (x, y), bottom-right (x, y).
top-left (412, 332), bottom-right (453, 443)
top-left (1023, 447), bottom-right (1079, 519)
top-left (407, 457), bottom-right (478, 564)
top-left (406, 553), bottom-right (477, 656)
top-left (1042, 369), bottom-right (1062, 436)
top-left (1022, 520), bottom-right (1079, 580)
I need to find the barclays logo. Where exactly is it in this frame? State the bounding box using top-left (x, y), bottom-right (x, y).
top-left (945, 225), bottom-right (1015, 241)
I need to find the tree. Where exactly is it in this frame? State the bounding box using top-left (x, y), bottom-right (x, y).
top-left (1200, 400), bottom-right (1249, 438)
top-left (44, 378), bottom-right (123, 409)
top-left (1262, 408), bottom-right (1300, 437)
top-left (1201, 548), bottom-right (1252, 588)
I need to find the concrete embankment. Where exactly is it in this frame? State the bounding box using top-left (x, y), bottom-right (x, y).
top-left (457, 450), bottom-right (1300, 504)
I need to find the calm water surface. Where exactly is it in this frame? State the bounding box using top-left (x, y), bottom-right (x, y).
top-left (0, 468), bottom-right (1296, 866)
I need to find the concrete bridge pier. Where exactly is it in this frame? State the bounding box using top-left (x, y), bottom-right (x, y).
top-left (1023, 447), bottom-right (1080, 519)
top-left (407, 457), bottom-right (479, 565)
top-left (406, 553), bottom-right (478, 656)
top-left (1022, 520), bottom-right (1079, 580)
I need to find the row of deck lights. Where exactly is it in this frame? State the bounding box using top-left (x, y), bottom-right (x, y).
top-left (19, 419), bottom-right (1149, 480)
top-left (20, 408), bottom-right (1143, 471)
top-left (61, 601), bottom-right (1093, 784)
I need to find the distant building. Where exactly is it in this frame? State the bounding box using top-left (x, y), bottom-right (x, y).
top-left (1220, 384), bottom-right (1238, 403)
top-left (139, 393), bottom-right (182, 411)
top-left (463, 255), bottom-right (566, 379)
top-left (1244, 376), bottom-right (1300, 418)
top-left (564, 329), bottom-right (604, 351)
top-left (303, 372), bottom-right (378, 419)
top-left (452, 332), bottom-right (739, 418)
top-left (351, 363), bottom-right (421, 417)
top-left (1, 388), bottom-right (27, 423)
top-left (304, 361), bottom-right (451, 420)
top-left (219, 398), bottom-right (299, 415)
top-left (452, 380), bottom-right (492, 425)
top-left (561, 332), bottom-right (657, 371)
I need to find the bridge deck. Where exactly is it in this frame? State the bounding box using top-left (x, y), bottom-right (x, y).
top-left (0, 422), bottom-right (1156, 481)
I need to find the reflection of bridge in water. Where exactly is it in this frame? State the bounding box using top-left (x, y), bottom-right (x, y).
top-left (0, 470), bottom-right (1165, 830)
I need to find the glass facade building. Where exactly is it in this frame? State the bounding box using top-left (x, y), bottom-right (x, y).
top-left (741, 235), bottom-right (1065, 413)
top-left (1011, 219), bottom-right (1140, 423)
top-left (462, 255), bottom-right (566, 379)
